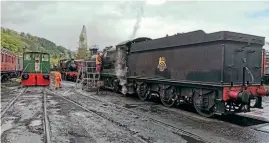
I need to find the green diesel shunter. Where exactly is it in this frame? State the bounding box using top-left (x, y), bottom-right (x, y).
top-left (21, 52), bottom-right (51, 86)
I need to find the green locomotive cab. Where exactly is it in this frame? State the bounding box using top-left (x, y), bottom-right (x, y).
top-left (21, 52), bottom-right (51, 86)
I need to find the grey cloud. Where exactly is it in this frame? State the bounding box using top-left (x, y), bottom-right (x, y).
top-left (1, 1), bottom-right (58, 25)
top-left (1, 1), bottom-right (268, 51)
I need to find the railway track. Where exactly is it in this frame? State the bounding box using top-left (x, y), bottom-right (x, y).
top-left (43, 89), bottom-right (51, 143)
top-left (47, 89), bottom-right (149, 143)
top-left (74, 90), bottom-right (210, 142)
top-left (1, 87), bottom-right (28, 118)
top-left (47, 88), bottom-right (210, 143)
top-left (1, 87), bottom-right (51, 143)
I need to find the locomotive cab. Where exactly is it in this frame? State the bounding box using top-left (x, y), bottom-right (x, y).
top-left (21, 52), bottom-right (50, 86)
top-left (102, 47), bottom-right (117, 69)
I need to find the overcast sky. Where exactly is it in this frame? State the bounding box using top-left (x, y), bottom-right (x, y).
top-left (1, 0), bottom-right (269, 51)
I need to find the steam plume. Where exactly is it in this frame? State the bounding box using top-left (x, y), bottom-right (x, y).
top-left (129, 1), bottom-right (145, 39)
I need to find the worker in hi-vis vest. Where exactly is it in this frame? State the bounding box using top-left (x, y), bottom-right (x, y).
top-left (54, 71), bottom-right (62, 89)
top-left (96, 52), bottom-right (102, 74)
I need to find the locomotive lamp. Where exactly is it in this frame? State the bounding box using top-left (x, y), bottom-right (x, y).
top-left (43, 73), bottom-right (50, 80)
top-left (21, 73), bottom-right (29, 80)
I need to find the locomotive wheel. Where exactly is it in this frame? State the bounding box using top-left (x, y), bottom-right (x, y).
top-left (160, 86), bottom-right (177, 107)
top-left (193, 93), bottom-right (216, 118)
top-left (136, 82), bottom-right (149, 101)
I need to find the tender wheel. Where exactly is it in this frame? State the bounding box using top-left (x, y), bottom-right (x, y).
top-left (193, 92), bottom-right (216, 117)
top-left (136, 82), bottom-right (149, 101)
top-left (160, 86), bottom-right (177, 107)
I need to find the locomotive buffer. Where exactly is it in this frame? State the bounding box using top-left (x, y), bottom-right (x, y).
top-left (75, 60), bottom-right (103, 94)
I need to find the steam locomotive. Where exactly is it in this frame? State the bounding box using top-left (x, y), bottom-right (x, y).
top-left (58, 59), bottom-right (83, 81)
top-left (87, 30), bottom-right (269, 117)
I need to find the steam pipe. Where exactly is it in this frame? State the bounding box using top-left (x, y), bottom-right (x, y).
top-left (245, 66), bottom-right (254, 84)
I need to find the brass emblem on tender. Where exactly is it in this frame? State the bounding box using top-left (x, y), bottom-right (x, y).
top-left (157, 57), bottom-right (167, 72)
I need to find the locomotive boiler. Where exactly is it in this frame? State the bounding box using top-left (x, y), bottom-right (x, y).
top-left (97, 30), bottom-right (269, 117)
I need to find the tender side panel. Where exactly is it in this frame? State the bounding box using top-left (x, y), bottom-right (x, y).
top-left (128, 43), bottom-right (223, 83)
top-left (128, 31), bottom-right (265, 85)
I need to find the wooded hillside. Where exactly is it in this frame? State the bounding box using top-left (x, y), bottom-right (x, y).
top-left (1, 27), bottom-right (75, 64)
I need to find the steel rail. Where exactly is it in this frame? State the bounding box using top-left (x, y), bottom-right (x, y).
top-left (46, 89), bottom-right (148, 143)
top-left (43, 89), bottom-right (51, 143)
top-left (74, 89), bottom-right (211, 143)
top-left (1, 87), bottom-right (28, 118)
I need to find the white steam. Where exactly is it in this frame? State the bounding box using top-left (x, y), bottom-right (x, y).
top-left (115, 49), bottom-right (128, 95)
top-left (129, 1), bottom-right (145, 39)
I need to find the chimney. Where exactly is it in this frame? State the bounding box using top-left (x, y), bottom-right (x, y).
top-left (89, 48), bottom-right (98, 55)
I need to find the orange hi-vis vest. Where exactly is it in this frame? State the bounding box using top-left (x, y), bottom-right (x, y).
top-left (54, 72), bottom-right (62, 81)
top-left (96, 55), bottom-right (102, 65)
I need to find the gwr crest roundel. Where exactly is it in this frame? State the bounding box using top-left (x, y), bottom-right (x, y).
top-left (157, 57), bottom-right (167, 72)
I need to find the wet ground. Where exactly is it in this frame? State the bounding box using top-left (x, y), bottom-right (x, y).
top-left (1, 87), bottom-right (45, 143)
top-left (1, 80), bottom-right (269, 143)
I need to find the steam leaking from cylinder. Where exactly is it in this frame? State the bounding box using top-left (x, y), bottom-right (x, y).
top-left (115, 49), bottom-right (128, 95)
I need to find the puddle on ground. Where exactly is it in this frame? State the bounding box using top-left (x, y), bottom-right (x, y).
top-left (172, 131), bottom-right (205, 143)
top-left (29, 120), bottom-right (42, 127)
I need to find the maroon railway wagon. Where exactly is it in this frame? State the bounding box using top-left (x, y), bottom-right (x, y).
top-left (1, 47), bottom-right (23, 82)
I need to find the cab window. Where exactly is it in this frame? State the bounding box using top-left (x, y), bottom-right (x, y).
top-left (24, 54), bottom-right (32, 60)
top-left (42, 54), bottom-right (49, 61)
